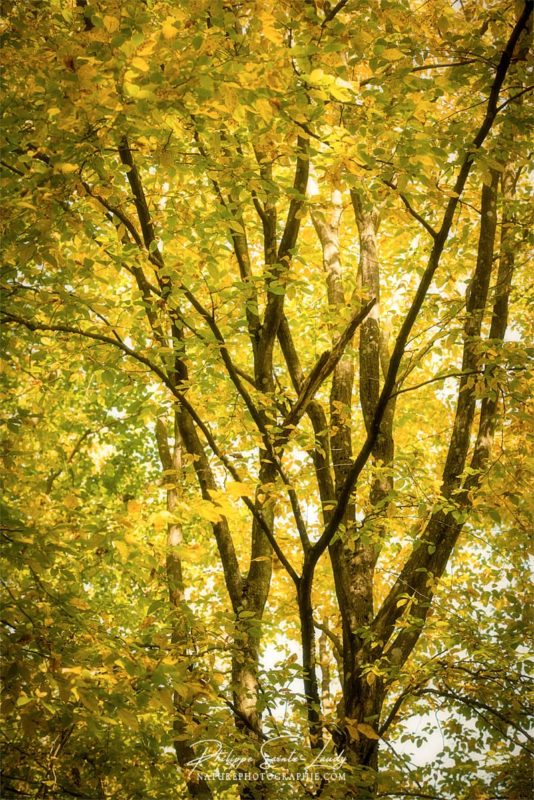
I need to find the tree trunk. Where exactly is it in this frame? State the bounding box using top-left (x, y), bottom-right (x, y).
top-left (155, 415), bottom-right (213, 799)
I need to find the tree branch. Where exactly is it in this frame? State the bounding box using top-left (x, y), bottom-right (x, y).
top-left (382, 180), bottom-right (438, 239)
top-left (281, 299), bottom-right (376, 436)
top-left (1, 311), bottom-right (298, 590)
top-left (373, 172), bottom-right (500, 653)
top-left (80, 179), bottom-right (144, 248)
top-left (45, 429), bottom-right (93, 493)
top-left (257, 136), bottom-right (309, 385)
top-left (306, 1), bottom-right (532, 570)
top-left (118, 137), bottom-right (164, 269)
top-left (321, 0), bottom-right (350, 27)
top-left (314, 619), bottom-right (343, 660)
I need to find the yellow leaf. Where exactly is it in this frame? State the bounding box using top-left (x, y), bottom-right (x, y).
top-left (226, 219), bottom-right (245, 235)
top-left (69, 598), bottom-right (90, 610)
top-left (254, 98), bottom-right (273, 123)
top-left (194, 499), bottom-right (222, 523)
top-left (79, 691), bottom-right (99, 713)
top-left (16, 695), bottom-right (33, 707)
top-left (226, 481), bottom-right (255, 498)
top-left (56, 163), bottom-right (78, 175)
top-left (330, 83), bottom-right (352, 102)
top-left (138, 38), bottom-right (157, 57)
top-left (162, 19), bottom-right (178, 39)
top-left (115, 540), bottom-right (129, 560)
top-left (354, 63), bottom-right (373, 82)
top-left (124, 79), bottom-right (151, 99)
top-left (127, 500), bottom-right (142, 514)
top-left (357, 723), bottom-right (380, 740)
top-left (345, 720), bottom-right (360, 741)
top-left (416, 154), bottom-right (435, 169)
top-left (103, 15), bottom-right (120, 33)
top-left (382, 48), bottom-right (404, 60)
top-left (308, 68), bottom-right (325, 84)
top-left (158, 688), bottom-right (175, 713)
top-left (117, 708), bottom-right (139, 730)
top-left (150, 509), bottom-right (173, 531)
top-left (77, 62), bottom-right (98, 85)
top-left (174, 544), bottom-right (205, 564)
top-left (260, 14), bottom-right (282, 44)
top-left (131, 56), bottom-right (150, 73)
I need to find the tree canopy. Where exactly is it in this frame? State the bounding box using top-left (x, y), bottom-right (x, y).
top-left (1, 1), bottom-right (533, 799)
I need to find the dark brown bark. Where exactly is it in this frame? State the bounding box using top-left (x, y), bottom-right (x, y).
top-left (310, 193), bottom-right (388, 776)
top-left (293, 10), bottom-right (531, 780)
top-left (115, 139), bottom-right (268, 795)
top-left (308, 0), bottom-right (532, 565)
top-left (322, 191), bottom-right (393, 778)
top-left (367, 163), bottom-right (522, 757)
top-left (310, 196), bottom-right (353, 747)
top-left (373, 171), bottom-right (500, 661)
top-left (155, 416), bottom-right (213, 799)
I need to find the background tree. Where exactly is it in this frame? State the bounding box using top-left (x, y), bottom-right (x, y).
top-left (1, 0), bottom-right (532, 798)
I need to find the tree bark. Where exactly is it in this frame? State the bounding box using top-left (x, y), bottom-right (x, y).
top-left (373, 170), bottom-right (501, 663)
top-left (311, 192), bottom-right (390, 779)
top-left (155, 415), bottom-right (213, 799)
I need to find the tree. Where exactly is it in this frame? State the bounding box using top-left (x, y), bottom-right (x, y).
top-left (1, 0), bottom-right (532, 798)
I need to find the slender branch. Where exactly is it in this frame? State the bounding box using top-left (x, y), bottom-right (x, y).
top-left (424, 686), bottom-right (534, 745)
top-left (496, 83), bottom-right (534, 111)
top-left (241, 501), bottom-right (300, 584)
top-left (378, 681), bottom-right (427, 737)
top-left (234, 366), bottom-right (256, 387)
top-left (118, 137), bottom-right (164, 268)
top-left (80, 180), bottom-right (144, 248)
top-left (277, 317), bottom-right (337, 507)
top-left (0, 159), bottom-right (25, 176)
top-left (251, 191), bottom-right (268, 227)
top-left (81, 176), bottom-right (170, 351)
top-left (390, 368), bottom-right (490, 398)
top-left (193, 121), bottom-right (261, 344)
top-left (306, 0), bottom-right (532, 569)
top-left (177, 285), bottom-right (309, 551)
top-left (277, 137), bottom-right (310, 263)
top-left (179, 291), bottom-right (266, 432)
top-left (0, 771), bottom-right (100, 799)
top-left (321, 0), bottom-right (350, 26)
top-left (257, 136), bottom-right (309, 380)
top-left (281, 299), bottom-right (376, 436)
top-left (1, 312), bottom-right (172, 384)
top-left (383, 180), bottom-right (438, 238)
top-left (411, 58), bottom-right (480, 73)
top-left (45, 429), bottom-right (93, 493)
top-left (4, 310), bottom-right (302, 589)
top-left (314, 620), bottom-right (343, 659)
top-left (377, 793), bottom-right (441, 799)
